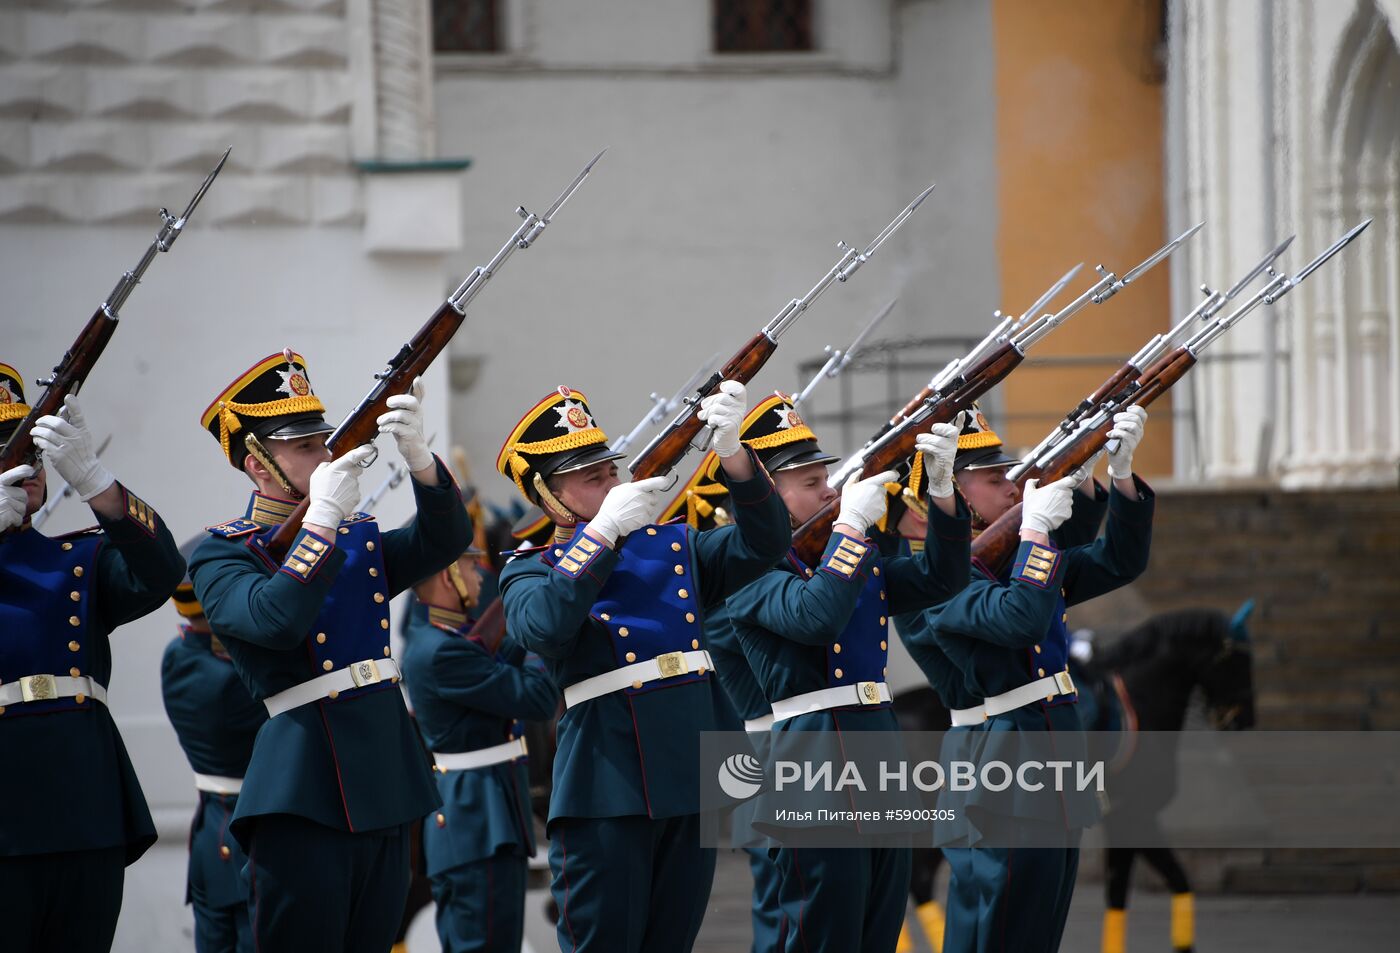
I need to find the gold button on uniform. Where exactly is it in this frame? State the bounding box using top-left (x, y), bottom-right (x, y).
top-left (834, 668), bottom-right (844, 679)
top-left (366, 541), bottom-right (375, 551)
top-left (70, 591), bottom-right (80, 602)
top-left (68, 641), bottom-right (80, 652)
top-left (674, 565), bottom-right (684, 575)
top-left (879, 591), bottom-right (886, 600)
top-left (1037, 668), bottom-right (1046, 677)
top-left (339, 527), bottom-right (350, 535)
top-left (685, 612), bottom-right (696, 623)
top-left (691, 639), bottom-right (700, 649)
top-left (646, 528), bottom-right (657, 536)
top-left (632, 680), bottom-right (643, 689)
top-left (601, 613), bottom-right (611, 621)
top-left (872, 567), bottom-right (880, 576)
top-left (625, 652), bottom-right (636, 663)
top-left (383, 646), bottom-right (391, 657)
top-left (74, 693), bottom-right (86, 704)
top-left (69, 667), bottom-right (80, 678)
top-left (61, 542), bottom-right (73, 551)
top-left (671, 542), bottom-right (682, 552)
top-left (0, 707), bottom-right (7, 715)
top-left (554, 549), bottom-right (564, 557)
top-left (436, 813), bottom-right (446, 828)
top-left (328, 690), bottom-right (339, 700)
top-left (323, 660), bottom-right (334, 671)
top-left (374, 593), bottom-right (385, 603)
top-left (1034, 645), bottom-right (1042, 654)
top-left (618, 627), bottom-right (629, 637)
top-left (369, 568), bottom-right (378, 577)
top-left (73, 566), bottom-right (83, 577)
top-left (380, 619), bottom-right (389, 630)
top-left (677, 589), bottom-right (688, 599)
top-left (833, 643), bottom-right (842, 654)
top-left (68, 616), bottom-right (80, 627)
top-left (879, 616), bottom-right (887, 626)
top-left (880, 641), bottom-right (887, 651)
top-left (317, 633), bottom-right (327, 644)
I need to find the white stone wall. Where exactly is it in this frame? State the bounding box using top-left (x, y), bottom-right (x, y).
top-left (1168, 0), bottom-right (1400, 487)
top-left (434, 0), bottom-right (1005, 507)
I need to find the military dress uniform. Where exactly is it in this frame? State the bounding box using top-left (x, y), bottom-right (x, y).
top-left (0, 362), bottom-right (185, 952)
top-left (187, 352), bottom-right (469, 951)
top-left (925, 417), bottom-right (1154, 953)
top-left (664, 454), bottom-right (786, 953)
top-left (723, 394), bottom-right (971, 953)
top-left (400, 594), bottom-right (559, 952)
top-left (160, 553), bottom-right (267, 953)
top-left (495, 387), bottom-right (791, 953)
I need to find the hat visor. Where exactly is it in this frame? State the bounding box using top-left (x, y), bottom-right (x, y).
top-left (765, 444), bottom-right (842, 473)
top-left (259, 414), bottom-right (335, 442)
top-left (955, 446), bottom-right (1020, 472)
top-left (511, 506), bottom-right (551, 540)
top-left (542, 445), bottom-right (626, 479)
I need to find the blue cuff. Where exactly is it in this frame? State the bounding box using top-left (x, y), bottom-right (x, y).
top-left (279, 528), bottom-right (336, 583)
top-left (553, 532), bottom-right (608, 579)
top-left (1012, 540), bottom-right (1061, 589)
top-left (819, 531), bottom-right (874, 580)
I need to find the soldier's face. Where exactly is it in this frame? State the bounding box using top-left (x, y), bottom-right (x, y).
top-left (265, 436), bottom-right (333, 497)
top-left (773, 462), bottom-right (838, 525)
top-left (456, 556), bottom-right (483, 603)
top-left (955, 466), bottom-right (1019, 524)
top-left (550, 460), bottom-right (621, 522)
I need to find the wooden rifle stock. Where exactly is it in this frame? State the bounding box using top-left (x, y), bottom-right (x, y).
top-left (467, 598), bottom-right (508, 655)
top-left (790, 342), bottom-right (1025, 565)
top-left (970, 346), bottom-right (1197, 575)
top-left (626, 332), bottom-right (777, 481)
top-left (0, 311), bottom-right (117, 471)
top-left (266, 300), bottom-right (467, 557)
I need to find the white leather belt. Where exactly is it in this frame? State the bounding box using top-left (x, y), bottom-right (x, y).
top-left (263, 658), bottom-right (402, 718)
top-left (949, 705), bottom-right (986, 727)
top-left (771, 681), bottom-right (891, 723)
top-left (194, 773), bottom-right (244, 795)
top-left (983, 670), bottom-right (1076, 718)
top-left (564, 650), bottom-right (713, 709)
top-left (744, 714), bottom-right (774, 733)
top-left (0, 674), bottom-right (107, 708)
top-left (433, 737), bottom-right (529, 772)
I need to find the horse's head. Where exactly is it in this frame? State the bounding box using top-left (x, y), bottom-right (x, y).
top-left (1198, 600), bottom-right (1256, 730)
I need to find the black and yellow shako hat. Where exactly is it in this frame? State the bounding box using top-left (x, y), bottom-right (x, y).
top-left (659, 451), bottom-right (732, 530)
top-left (495, 387), bottom-right (624, 506)
top-left (200, 350), bottom-right (332, 470)
top-left (739, 392), bottom-right (840, 474)
top-left (0, 362), bottom-right (31, 442)
top-left (953, 404), bottom-right (1018, 473)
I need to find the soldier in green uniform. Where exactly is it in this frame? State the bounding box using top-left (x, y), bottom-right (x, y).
top-left (188, 351), bottom-right (469, 951)
top-left (400, 543), bottom-right (559, 952)
top-left (495, 381), bottom-right (790, 953)
top-left (160, 539), bottom-right (267, 953)
top-left (0, 362), bottom-right (185, 952)
top-left (723, 394), bottom-right (969, 953)
top-left (927, 406), bottom-right (1153, 953)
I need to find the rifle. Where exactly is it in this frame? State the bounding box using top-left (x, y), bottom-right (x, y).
top-left (793, 226), bottom-right (1203, 565)
top-left (30, 435), bottom-right (111, 530)
top-left (970, 221), bottom-right (1371, 576)
top-left (625, 183), bottom-right (936, 481)
top-left (0, 150), bottom-right (228, 471)
top-left (266, 151), bottom-right (604, 557)
top-left (791, 297), bottom-right (897, 408)
top-left (355, 433), bottom-right (439, 513)
top-left (609, 352), bottom-right (722, 455)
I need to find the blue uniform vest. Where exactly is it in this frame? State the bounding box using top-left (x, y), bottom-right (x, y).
top-left (790, 550), bottom-right (891, 694)
top-left (299, 516), bottom-right (395, 701)
top-left (567, 522), bottom-right (708, 694)
top-left (990, 563), bottom-right (1075, 708)
top-left (0, 528), bottom-right (100, 717)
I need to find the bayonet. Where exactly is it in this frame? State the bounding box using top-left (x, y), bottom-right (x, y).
top-left (610, 352), bottom-right (722, 454)
top-left (792, 298), bottom-right (897, 407)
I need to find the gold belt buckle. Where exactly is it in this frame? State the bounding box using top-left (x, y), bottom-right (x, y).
top-left (20, 674), bottom-right (57, 702)
top-left (350, 659), bottom-right (382, 688)
top-left (1053, 670), bottom-right (1076, 696)
top-left (857, 681), bottom-right (882, 705)
top-left (655, 651), bottom-right (688, 679)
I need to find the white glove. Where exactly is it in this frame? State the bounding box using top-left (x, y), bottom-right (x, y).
top-left (304, 445), bottom-right (376, 530)
top-left (835, 470), bottom-right (898, 537)
top-left (377, 377), bottom-right (434, 473)
top-left (1020, 476), bottom-right (1076, 536)
top-left (1, 464), bottom-right (34, 532)
top-left (1106, 405), bottom-right (1147, 480)
top-left (31, 395), bottom-right (114, 501)
top-left (915, 412), bottom-right (964, 499)
top-left (586, 476), bottom-right (672, 548)
top-left (697, 380), bottom-right (746, 458)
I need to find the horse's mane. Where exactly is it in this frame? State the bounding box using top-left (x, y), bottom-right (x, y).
top-left (1095, 608), bottom-right (1229, 670)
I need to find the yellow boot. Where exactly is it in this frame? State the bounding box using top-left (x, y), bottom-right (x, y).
top-left (1171, 892), bottom-right (1195, 952)
top-left (1101, 908), bottom-right (1126, 953)
top-left (896, 921), bottom-right (916, 953)
top-left (916, 899), bottom-right (946, 952)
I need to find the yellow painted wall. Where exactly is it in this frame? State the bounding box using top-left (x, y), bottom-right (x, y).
top-left (992, 0), bottom-right (1173, 477)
